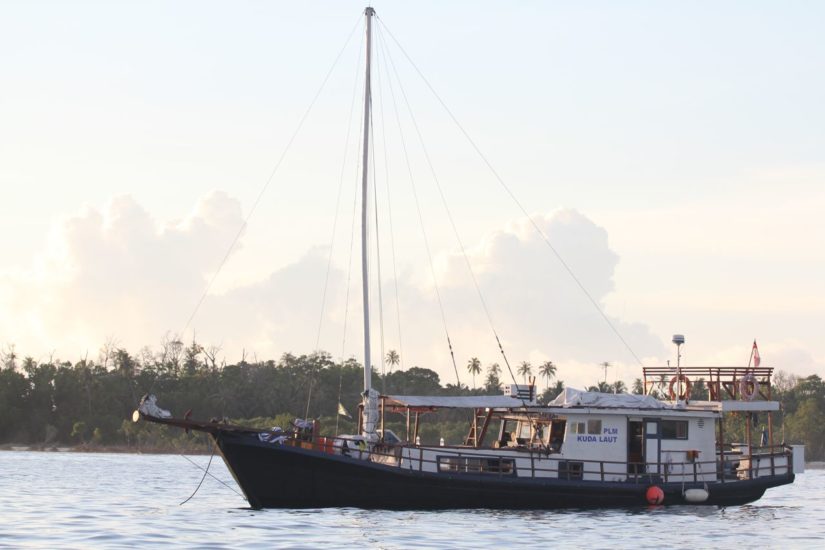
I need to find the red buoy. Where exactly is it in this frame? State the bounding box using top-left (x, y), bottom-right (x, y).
top-left (646, 485), bottom-right (665, 505)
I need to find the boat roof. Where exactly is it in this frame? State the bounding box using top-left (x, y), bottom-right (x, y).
top-left (386, 388), bottom-right (674, 411)
top-left (547, 388), bottom-right (671, 409)
top-left (385, 394), bottom-right (536, 410)
top-left (385, 388), bottom-right (777, 416)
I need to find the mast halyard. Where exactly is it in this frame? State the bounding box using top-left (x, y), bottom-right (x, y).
top-left (360, 6), bottom-right (379, 441)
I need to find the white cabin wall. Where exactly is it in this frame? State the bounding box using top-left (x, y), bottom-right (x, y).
top-left (561, 414), bottom-right (627, 481)
top-left (659, 417), bottom-right (716, 482)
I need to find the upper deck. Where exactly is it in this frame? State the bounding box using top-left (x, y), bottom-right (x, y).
top-left (643, 365), bottom-right (775, 402)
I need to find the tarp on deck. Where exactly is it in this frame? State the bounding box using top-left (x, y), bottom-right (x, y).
top-left (548, 387), bottom-right (670, 409)
top-left (385, 394), bottom-right (536, 410)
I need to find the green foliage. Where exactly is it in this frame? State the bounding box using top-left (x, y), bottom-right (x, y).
top-left (0, 343), bottom-right (503, 451)
top-left (539, 380), bottom-right (565, 404)
top-left (2, 344), bottom-right (823, 461)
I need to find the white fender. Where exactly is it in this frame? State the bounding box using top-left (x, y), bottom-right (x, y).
top-left (684, 488), bottom-right (710, 503)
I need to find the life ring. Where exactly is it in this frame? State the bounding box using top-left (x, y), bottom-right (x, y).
top-left (668, 375), bottom-right (692, 400)
top-left (739, 373), bottom-right (758, 401)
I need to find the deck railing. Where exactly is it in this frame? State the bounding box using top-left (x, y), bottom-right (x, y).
top-left (279, 432), bottom-right (793, 484)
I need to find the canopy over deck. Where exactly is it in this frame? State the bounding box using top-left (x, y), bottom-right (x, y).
top-left (385, 388), bottom-right (674, 412)
top-left (548, 388), bottom-right (672, 409)
top-left (385, 394), bottom-right (536, 411)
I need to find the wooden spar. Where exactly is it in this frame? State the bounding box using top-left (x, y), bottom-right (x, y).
top-left (137, 410), bottom-right (256, 436)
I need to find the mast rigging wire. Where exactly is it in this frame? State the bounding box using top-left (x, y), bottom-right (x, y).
top-left (378, 24), bottom-right (520, 388)
top-left (335, 171), bottom-right (363, 435)
top-left (375, 26), bottom-right (462, 387)
top-left (370, 106), bottom-right (388, 394)
top-left (374, 37), bottom-right (406, 373)
top-left (315, 32), bottom-right (366, 351)
top-left (179, 16), bottom-right (362, 341)
top-left (375, 23), bottom-right (558, 451)
top-left (376, 17), bottom-right (645, 369)
top-left (308, 28), bottom-right (366, 420)
top-left (335, 81), bottom-right (367, 435)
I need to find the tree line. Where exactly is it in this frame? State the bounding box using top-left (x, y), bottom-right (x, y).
top-left (0, 342), bottom-right (822, 460)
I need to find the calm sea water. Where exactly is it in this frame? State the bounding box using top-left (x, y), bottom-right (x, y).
top-left (0, 451), bottom-right (822, 549)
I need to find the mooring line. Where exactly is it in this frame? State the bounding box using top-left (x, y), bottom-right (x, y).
top-left (179, 442), bottom-right (217, 505)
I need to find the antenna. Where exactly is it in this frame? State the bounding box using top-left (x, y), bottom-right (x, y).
top-left (672, 334), bottom-right (685, 400)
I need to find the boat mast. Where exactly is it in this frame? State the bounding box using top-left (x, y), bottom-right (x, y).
top-left (360, 6), bottom-right (378, 440)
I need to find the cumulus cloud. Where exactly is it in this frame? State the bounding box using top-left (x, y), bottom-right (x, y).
top-left (0, 195), bottom-right (720, 390)
top-left (0, 192), bottom-right (244, 355)
top-left (429, 209), bottom-right (665, 380)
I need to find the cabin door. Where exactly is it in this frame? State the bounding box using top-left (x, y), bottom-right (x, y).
top-left (627, 420), bottom-right (644, 476)
top-left (643, 418), bottom-right (662, 477)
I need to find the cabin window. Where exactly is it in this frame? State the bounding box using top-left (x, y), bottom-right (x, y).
top-left (572, 420), bottom-right (602, 435)
top-left (438, 456), bottom-right (515, 475)
top-left (661, 420), bottom-right (688, 440)
top-left (558, 460), bottom-right (583, 480)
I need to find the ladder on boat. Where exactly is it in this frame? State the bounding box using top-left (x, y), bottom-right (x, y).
top-left (464, 408), bottom-right (493, 448)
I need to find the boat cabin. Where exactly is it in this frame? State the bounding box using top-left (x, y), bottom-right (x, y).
top-left (348, 367), bottom-right (799, 485)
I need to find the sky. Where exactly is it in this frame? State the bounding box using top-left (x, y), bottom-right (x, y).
top-left (1, 1), bottom-right (823, 390)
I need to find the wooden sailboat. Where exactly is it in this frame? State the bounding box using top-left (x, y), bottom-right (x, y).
top-left (135, 7), bottom-right (800, 509)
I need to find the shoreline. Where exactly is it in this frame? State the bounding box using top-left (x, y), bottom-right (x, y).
top-left (0, 444), bottom-right (210, 455)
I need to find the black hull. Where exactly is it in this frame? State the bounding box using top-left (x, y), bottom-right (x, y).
top-left (213, 432), bottom-right (793, 510)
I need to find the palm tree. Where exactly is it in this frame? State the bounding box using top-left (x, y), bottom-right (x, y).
top-left (385, 349), bottom-right (400, 375)
top-left (466, 357), bottom-right (482, 389)
top-left (485, 363), bottom-right (502, 393)
top-left (518, 361), bottom-right (532, 384)
top-left (588, 381), bottom-right (612, 393)
top-left (538, 361), bottom-right (556, 389)
top-left (611, 380), bottom-right (627, 394)
top-left (599, 361), bottom-right (611, 383)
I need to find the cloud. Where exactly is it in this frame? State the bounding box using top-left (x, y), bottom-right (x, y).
top-left (0, 192), bottom-right (244, 356)
top-left (20, 194), bottom-right (816, 392)
top-left (701, 339), bottom-right (824, 379)
top-left (429, 209), bottom-right (666, 383)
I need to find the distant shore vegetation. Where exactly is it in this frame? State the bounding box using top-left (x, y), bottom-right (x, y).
top-left (0, 339), bottom-right (822, 460)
